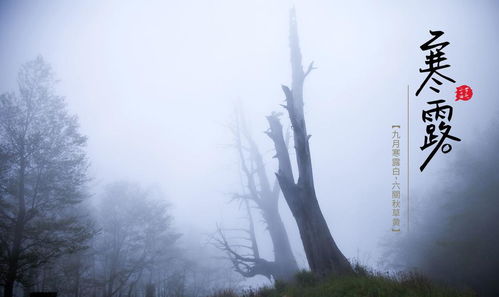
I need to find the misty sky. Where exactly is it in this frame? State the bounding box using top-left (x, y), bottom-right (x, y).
top-left (1, 0), bottom-right (498, 282)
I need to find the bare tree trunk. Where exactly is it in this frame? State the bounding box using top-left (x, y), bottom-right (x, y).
top-left (145, 283), bottom-right (155, 297)
top-left (74, 255), bottom-right (81, 297)
top-left (241, 114), bottom-right (299, 281)
top-left (4, 156), bottom-right (27, 297)
top-left (215, 109), bottom-right (298, 281)
top-left (107, 272), bottom-right (115, 297)
top-left (266, 9), bottom-right (352, 277)
top-left (261, 203), bottom-right (297, 280)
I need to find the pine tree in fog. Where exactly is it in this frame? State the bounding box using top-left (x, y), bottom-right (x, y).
top-left (0, 57), bottom-right (95, 297)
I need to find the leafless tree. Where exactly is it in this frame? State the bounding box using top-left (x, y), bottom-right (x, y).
top-left (265, 9), bottom-right (353, 277)
top-left (215, 108), bottom-right (298, 281)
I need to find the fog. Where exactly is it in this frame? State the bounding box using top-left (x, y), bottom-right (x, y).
top-left (1, 0), bottom-right (498, 296)
top-left (386, 118), bottom-right (499, 296)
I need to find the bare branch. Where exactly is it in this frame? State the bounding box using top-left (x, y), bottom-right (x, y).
top-left (304, 61), bottom-right (317, 78)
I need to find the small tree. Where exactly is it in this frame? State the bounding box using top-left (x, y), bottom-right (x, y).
top-left (0, 57), bottom-right (95, 297)
top-left (95, 182), bottom-right (180, 297)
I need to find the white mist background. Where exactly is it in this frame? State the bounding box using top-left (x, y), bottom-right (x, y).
top-left (0, 0), bottom-right (498, 285)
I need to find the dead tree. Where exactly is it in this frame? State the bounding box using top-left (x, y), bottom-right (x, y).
top-left (265, 9), bottom-right (353, 277)
top-left (214, 206), bottom-right (274, 281)
top-left (214, 109), bottom-right (298, 282)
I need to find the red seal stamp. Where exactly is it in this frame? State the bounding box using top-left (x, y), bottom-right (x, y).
top-left (455, 85), bottom-right (473, 101)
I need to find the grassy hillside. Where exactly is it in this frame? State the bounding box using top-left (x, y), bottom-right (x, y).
top-left (211, 267), bottom-right (476, 297)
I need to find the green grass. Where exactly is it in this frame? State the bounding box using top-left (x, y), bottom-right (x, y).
top-left (210, 266), bottom-right (476, 297)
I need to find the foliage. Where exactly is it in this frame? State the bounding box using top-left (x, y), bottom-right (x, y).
top-left (94, 182), bottom-right (181, 297)
top-left (0, 56), bottom-right (94, 296)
